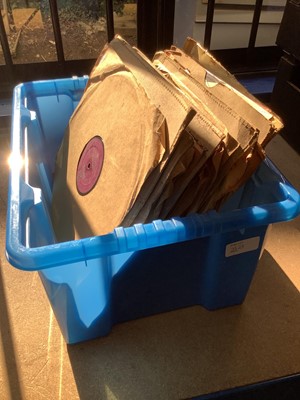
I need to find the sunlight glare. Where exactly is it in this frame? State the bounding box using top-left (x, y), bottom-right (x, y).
top-left (7, 153), bottom-right (24, 171)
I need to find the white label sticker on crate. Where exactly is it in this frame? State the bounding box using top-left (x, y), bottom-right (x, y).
top-left (225, 237), bottom-right (260, 257)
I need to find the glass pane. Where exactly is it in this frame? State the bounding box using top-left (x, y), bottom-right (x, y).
top-left (256, 4), bottom-right (285, 47)
top-left (0, 1), bottom-right (57, 64)
top-left (113, 0), bottom-right (137, 47)
top-left (1, 1), bottom-right (138, 65)
top-left (174, 0), bottom-right (285, 50)
top-left (194, 1), bottom-right (252, 49)
top-left (56, 0), bottom-right (106, 61)
top-left (58, 0), bottom-right (137, 61)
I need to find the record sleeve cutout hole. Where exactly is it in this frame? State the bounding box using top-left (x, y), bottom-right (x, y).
top-left (76, 136), bottom-right (104, 195)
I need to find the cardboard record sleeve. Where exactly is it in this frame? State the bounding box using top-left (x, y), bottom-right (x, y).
top-left (151, 46), bottom-right (277, 213)
top-left (51, 66), bottom-right (167, 242)
top-left (182, 37), bottom-right (283, 147)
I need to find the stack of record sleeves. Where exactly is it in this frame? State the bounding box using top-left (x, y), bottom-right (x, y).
top-left (51, 35), bottom-right (283, 242)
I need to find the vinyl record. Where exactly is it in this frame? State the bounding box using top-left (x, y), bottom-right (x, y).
top-left (76, 136), bottom-right (104, 195)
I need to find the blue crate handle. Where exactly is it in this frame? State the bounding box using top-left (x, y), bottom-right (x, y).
top-left (6, 170), bottom-right (300, 271)
top-left (5, 80), bottom-right (300, 271)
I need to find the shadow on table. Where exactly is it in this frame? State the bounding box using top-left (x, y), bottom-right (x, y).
top-left (67, 250), bottom-right (300, 400)
top-left (0, 259), bottom-right (23, 400)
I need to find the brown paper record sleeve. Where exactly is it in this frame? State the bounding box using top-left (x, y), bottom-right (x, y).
top-left (51, 65), bottom-right (166, 241)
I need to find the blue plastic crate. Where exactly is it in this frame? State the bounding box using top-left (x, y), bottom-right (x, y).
top-left (6, 77), bottom-right (300, 344)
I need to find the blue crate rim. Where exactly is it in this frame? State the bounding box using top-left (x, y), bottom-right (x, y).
top-left (5, 78), bottom-right (300, 271)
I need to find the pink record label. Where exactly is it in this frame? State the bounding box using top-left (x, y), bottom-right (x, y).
top-left (76, 136), bottom-right (104, 195)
